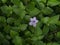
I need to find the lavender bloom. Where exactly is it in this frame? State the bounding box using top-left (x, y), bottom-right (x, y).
top-left (29, 17), bottom-right (38, 27)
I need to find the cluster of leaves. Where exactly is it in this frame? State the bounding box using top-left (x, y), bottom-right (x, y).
top-left (0, 0), bottom-right (60, 45)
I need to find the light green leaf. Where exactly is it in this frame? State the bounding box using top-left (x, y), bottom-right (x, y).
top-left (2, 0), bottom-right (7, 3)
top-left (12, 5), bottom-right (26, 19)
top-left (56, 32), bottom-right (60, 38)
top-left (11, 0), bottom-right (20, 5)
top-left (41, 0), bottom-right (46, 3)
top-left (43, 25), bottom-right (49, 35)
top-left (47, 42), bottom-right (60, 45)
top-left (7, 17), bottom-right (15, 24)
top-left (52, 42), bottom-right (60, 45)
top-left (31, 27), bottom-right (43, 41)
top-left (49, 24), bottom-right (57, 31)
top-left (1, 5), bottom-right (12, 16)
top-left (35, 27), bottom-right (42, 36)
top-left (41, 17), bottom-right (49, 24)
top-left (25, 31), bottom-right (32, 37)
top-left (35, 0), bottom-right (41, 2)
top-left (41, 7), bottom-right (53, 15)
top-left (37, 3), bottom-right (45, 9)
top-left (4, 25), bottom-right (11, 33)
top-left (48, 15), bottom-right (59, 25)
top-left (10, 30), bottom-right (18, 38)
top-left (56, 21), bottom-right (60, 26)
top-left (33, 41), bottom-right (46, 45)
top-left (20, 24), bottom-right (28, 31)
top-left (19, 2), bottom-right (25, 9)
top-left (31, 35), bottom-right (44, 41)
top-left (29, 8), bottom-right (40, 17)
top-left (24, 15), bottom-right (31, 21)
top-left (13, 36), bottom-right (23, 45)
top-left (26, 2), bottom-right (35, 11)
top-left (47, 43), bottom-right (52, 45)
top-left (48, 0), bottom-right (60, 6)
top-left (0, 16), bottom-right (6, 23)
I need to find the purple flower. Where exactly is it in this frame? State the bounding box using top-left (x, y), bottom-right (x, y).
top-left (29, 17), bottom-right (38, 27)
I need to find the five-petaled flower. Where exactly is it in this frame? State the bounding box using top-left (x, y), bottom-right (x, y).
top-left (29, 17), bottom-right (38, 27)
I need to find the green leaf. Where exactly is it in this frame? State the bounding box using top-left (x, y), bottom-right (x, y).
top-left (41, 17), bottom-right (49, 24)
top-left (0, 16), bottom-right (6, 27)
top-left (35, 0), bottom-right (41, 2)
top-left (20, 11), bottom-right (26, 19)
top-left (49, 24), bottom-right (57, 31)
top-left (32, 41), bottom-right (46, 45)
top-left (13, 36), bottom-right (23, 45)
top-left (1, 5), bottom-right (12, 17)
top-left (48, 0), bottom-right (60, 6)
top-left (14, 20), bottom-right (21, 26)
top-left (42, 25), bottom-right (49, 35)
top-left (35, 27), bottom-right (42, 36)
top-left (56, 32), bottom-right (60, 38)
top-left (11, 26), bottom-right (21, 32)
top-left (29, 8), bottom-right (40, 17)
top-left (7, 17), bottom-right (15, 24)
top-left (26, 2), bottom-right (35, 11)
top-left (48, 34), bottom-right (53, 40)
top-left (0, 32), bottom-right (4, 43)
top-left (12, 5), bottom-right (26, 19)
top-left (25, 31), bottom-right (32, 37)
top-left (48, 15), bottom-right (59, 25)
top-left (31, 35), bottom-right (44, 41)
top-left (20, 24), bottom-right (27, 31)
top-left (24, 15), bottom-right (31, 21)
top-left (26, 2), bottom-right (40, 17)
top-left (47, 43), bottom-right (52, 45)
top-left (4, 25), bottom-right (11, 33)
top-left (52, 42), bottom-right (60, 45)
top-left (41, 7), bottom-right (53, 15)
top-left (31, 27), bottom-right (43, 41)
top-left (37, 2), bottom-right (45, 9)
top-left (19, 2), bottom-right (25, 9)
top-left (5, 35), bottom-right (11, 40)
top-left (11, 0), bottom-right (20, 5)
top-left (47, 43), bottom-right (60, 45)
top-left (0, 16), bottom-right (6, 23)
top-left (10, 30), bottom-right (18, 38)
top-left (2, 39), bottom-right (10, 45)
top-left (36, 21), bottom-right (42, 28)
top-left (41, 0), bottom-right (46, 3)
top-left (2, 0), bottom-right (7, 3)
top-left (56, 21), bottom-right (60, 26)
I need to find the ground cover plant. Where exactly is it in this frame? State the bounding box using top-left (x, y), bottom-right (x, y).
top-left (0, 0), bottom-right (60, 45)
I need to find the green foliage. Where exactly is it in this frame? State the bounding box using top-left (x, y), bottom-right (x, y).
top-left (13, 36), bottom-right (23, 45)
top-left (19, 24), bottom-right (28, 31)
top-left (48, 15), bottom-right (59, 25)
top-left (47, 42), bottom-right (60, 45)
top-left (41, 7), bottom-right (53, 15)
top-left (0, 0), bottom-right (60, 45)
top-left (1, 0), bottom-right (7, 3)
top-left (56, 32), bottom-right (60, 38)
top-left (11, 0), bottom-right (20, 5)
top-left (42, 25), bottom-right (49, 35)
top-left (10, 30), bottom-right (19, 38)
top-left (48, 0), bottom-right (60, 6)
top-left (1, 5), bottom-right (12, 16)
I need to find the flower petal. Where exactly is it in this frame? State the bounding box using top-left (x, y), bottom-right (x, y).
top-left (36, 20), bottom-right (38, 23)
top-left (29, 22), bottom-right (33, 26)
top-left (33, 24), bottom-right (36, 27)
top-left (30, 18), bottom-right (33, 21)
top-left (33, 17), bottom-right (36, 20)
